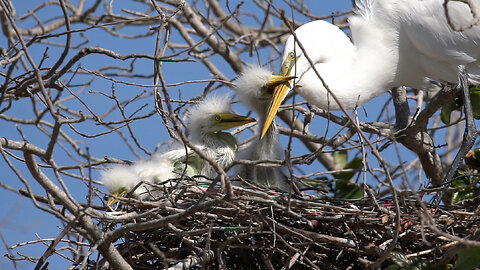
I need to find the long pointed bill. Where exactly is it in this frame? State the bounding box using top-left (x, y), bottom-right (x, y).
top-left (107, 189), bottom-right (126, 207)
top-left (261, 77), bottom-right (295, 139)
top-left (264, 75), bottom-right (296, 90)
top-left (217, 113), bottom-right (256, 130)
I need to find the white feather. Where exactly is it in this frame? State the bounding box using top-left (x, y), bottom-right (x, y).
top-left (354, 0), bottom-right (374, 20)
top-left (102, 94), bottom-right (245, 200)
top-left (276, 0), bottom-right (480, 112)
top-left (188, 94), bottom-right (232, 143)
top-left (234, 66), bottom-right (290, 191)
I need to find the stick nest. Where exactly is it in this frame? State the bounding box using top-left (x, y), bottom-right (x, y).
top-left (104, 178), bottom-right (480, 269)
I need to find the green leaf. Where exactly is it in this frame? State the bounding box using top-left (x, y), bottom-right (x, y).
top-left (451, 187), bottom-right (475, 204)
top-left (453, 246), bottom-right (480, 270)
top-left (450, 170), bottom-right (469, 188)
top-left (441, 100), bottom-right (458, 125)
top-left (333, 179), bottom-right (364, 199)
top-left (390, 251), bottom-right (411, 267)
top-left (474, 148), bottom-right (480, 161)
top-left (333, 150), bottom-right (348, 168)
top-left (335, 157), bottom-right (363, 180)
top-left (470, 85), bottom-right (480, 91)
top-left (450, 168), bottom-right (476, 204)
top-left (469, 88), bottom-right (480, 119)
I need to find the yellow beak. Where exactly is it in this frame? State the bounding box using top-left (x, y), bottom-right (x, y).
top-left (217, 113), bottom-right (256, 130)
top-left (263, 75), bottom-right (296, 90)
top-left (107, 189), bottom-right (127, 207)
top-left (260, 76), bottom-right (295, 139)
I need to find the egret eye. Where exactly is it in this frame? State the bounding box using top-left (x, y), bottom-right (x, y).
top-left (215, 115), bottom-right (221, 121)
top-left (287, 52), bottom-right (295, 60)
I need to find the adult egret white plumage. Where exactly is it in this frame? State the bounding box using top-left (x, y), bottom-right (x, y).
top-left (235, 66), bottom-right (295, 191)
top-left (262, 0), bottom-right (480, 137)
top-left (102, 95), bottom-right (255, 206)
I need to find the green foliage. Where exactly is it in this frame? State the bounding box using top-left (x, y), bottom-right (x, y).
top-left (441, 85), bottom-right (480, 124)
top-left (333, 150), bottom-right (363, 181)
top-left (386, 252), bottom-right (412, 270)
top-left (449, 148), bottom-right (480, 204)
top-left (450, 174), bottom-right (476, 205)
top-left (331, 150), bottom-right (364, 199)
top-left (453, 246), bottom-right (480, 270)
top-left (386, 251), bottom-right (451, 270)
top-left (441, 100), bottom-right (457, 125)
top-left (333, 179), bottom-right (364, 199)
top-left (336, 157), bottom-right (363, 181)
top-left (333, 150), bottom-right (349, 168)
top-left (469, 86), bottom-right (480, 119)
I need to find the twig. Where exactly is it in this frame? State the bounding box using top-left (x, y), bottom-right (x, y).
top-left (432, 65), bottom-right (477, 206)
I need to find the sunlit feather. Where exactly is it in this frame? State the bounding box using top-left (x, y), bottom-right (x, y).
top-left (102, 95), bottom-right (255, 206)
top-left (262, 0), bottom-right (480, 134)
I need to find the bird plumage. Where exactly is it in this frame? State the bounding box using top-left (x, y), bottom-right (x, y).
top-left (282, 17), bottom-right (396, 110)
top-left (102, 95), bottom-right (255, 205)
top-left (182, 95), bottom-right (254, 177)
top-left (101, 157), bottom-right (174, 203)
top-left (235, 66), bottom-right (293, 191)
top-left (262, 0), bottom-right (480, 132)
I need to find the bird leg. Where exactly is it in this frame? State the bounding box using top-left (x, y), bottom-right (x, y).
top-left (431, 65), bottom-right (477, 206)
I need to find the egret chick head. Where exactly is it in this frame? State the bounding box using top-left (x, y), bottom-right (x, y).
top-left (102, 165), bottom-right (140, 194)
top-left (235, 66), bottom-right (278, 111)
top-left (188, 95), bottom-right (255, 142)
top-left (101, 165), bottom-right (149, 205)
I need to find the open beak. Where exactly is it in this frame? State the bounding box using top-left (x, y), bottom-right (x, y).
top-left (107, 190), bottom-right (126, 207)
top-left (217, 113), bottom-right (256, 130)
top-left (260, 75), bottom-right (295, 139)
top-left (263, 75), bottom-right (296, 90)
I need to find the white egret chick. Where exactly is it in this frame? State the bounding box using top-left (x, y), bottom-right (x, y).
top-left (161, 95), bottom-right (256, 178)
top-left (101, 157), bottom-right (174, 206)
top-left (235, 66), bottom-right (296, 191)
top-left (102, 95), bottom-right (256, 206)
top-left (262, 0), bottom-right (480, 137)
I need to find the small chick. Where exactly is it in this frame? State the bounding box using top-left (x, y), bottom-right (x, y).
top-left (102, 95), bottom-right (255, 205)
top-left (234, 66), bottom-right (296, 191)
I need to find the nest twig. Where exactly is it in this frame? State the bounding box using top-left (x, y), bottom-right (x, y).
top-left (102, 179), bottom-right (480, 269)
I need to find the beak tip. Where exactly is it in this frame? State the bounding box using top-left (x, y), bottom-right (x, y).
top-left (260, 122), bottom-right (270, 139)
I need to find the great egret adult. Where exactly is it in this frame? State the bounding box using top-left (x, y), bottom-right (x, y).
top-left (261, 0), bottom-right (480, 137)
top-left (234, 66), bottom-right (296, 191)
top-left (102, 95), bottom-right (255, 206)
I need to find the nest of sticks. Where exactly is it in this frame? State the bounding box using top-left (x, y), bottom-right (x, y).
top-left (103, 177), bottom-right (480, 269)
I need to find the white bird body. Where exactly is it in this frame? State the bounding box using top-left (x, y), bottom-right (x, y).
top-left (101, 158), bottom-right (174, 201)
top-left (235, 66), bottom-right (292, 191)
top-left (370, 0), bottom-right (480, 86)
top-left (263, 0), bottom-right (480, 129)
top-left (102, 95), bottom-right (255, 205)
top-left (156, 133), bottom-right (237, 178)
